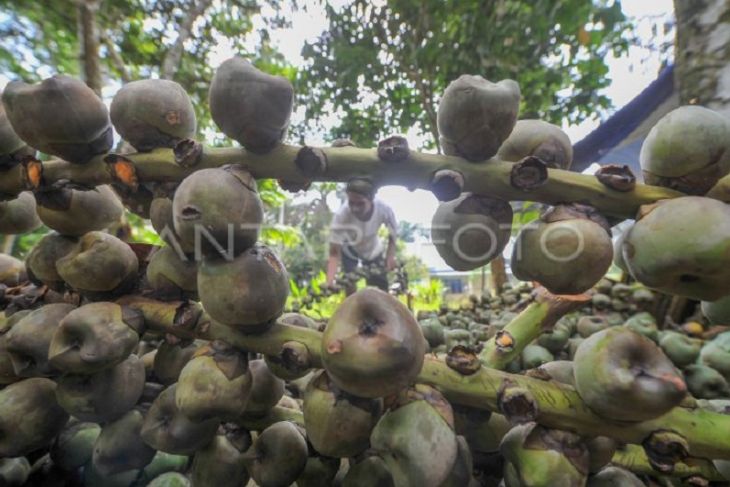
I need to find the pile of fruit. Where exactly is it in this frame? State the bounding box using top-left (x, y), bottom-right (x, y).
top-left (1, 55), bottom-right (730, 487)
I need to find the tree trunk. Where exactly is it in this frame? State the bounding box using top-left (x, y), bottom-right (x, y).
top-left (77, 0), bottom-right (102, 95)
top-left (489, 256), bottom-right (508, 296)
top-left (160, 0), bottom-right (214, 80)
top-left (674, 0), bottom-right (730, 115)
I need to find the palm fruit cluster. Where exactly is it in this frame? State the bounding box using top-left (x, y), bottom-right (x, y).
top-left (2, 56), bottom-right (730, 487)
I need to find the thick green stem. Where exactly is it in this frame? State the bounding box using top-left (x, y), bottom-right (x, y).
top-left (479, 287), bottom-right (589, 369)
top-left (612, 444), bottom-right (723, 482)
top-left (0, 144), bottom-right (683, 218)
top-left (122, 296), bottom-right (730, 461)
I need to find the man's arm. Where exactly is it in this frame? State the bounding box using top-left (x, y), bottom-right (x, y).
top-left (326, 242), bottom-right (342, 286)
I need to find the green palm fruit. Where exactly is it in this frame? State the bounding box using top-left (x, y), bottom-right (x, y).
top-left (512, 205), bottom-right (613, 295)
top-left (0, 378), bottom-right (69, 457)
top-left (452, 405), bottom-right (507, 454)
top-left (25, 232), bottom-right (78, 290)
top-left (56, 231), bottom-right (138, 297)
top-left (138, 451), bottom-right (189, 483)
top-left (567, 337), bottom-right (584, 360)
top-left (437, 75), bottom-right (520, 161)
top-left (191, 434), bottom-right (249, 487)
top-left (146, 245), bottom-right (198, 298)
top-left (440, 436), bottom-right (475, 487)
top-left (714, 459), bottom-right (730, 481)
top-left (576, 315), bottom-right (609, 338)
top-left (82, 462), bottom-right (141, 487)
top-left (623, 312), bottom-right (659, 342)
top-left (242, 421), bottom-right (308, 487)
top-left (140, 384), bottom-right (218, 455)
top-left (585, 436), bottom-right (618, 473)
top-left (573, 327), bottom-right (687, 421)
top-left (612, 232), bottom-right (630, 275)
top-left (198, 243), bottom-right (288, 330)
top-left (49, 302), bottom-right (143, 373)
top-left (150, 196), bottom-right (194, 254)
top-left (55, 354), bottom-right (145, 423)
top-left (240, 358), bottom-right (285, 417)
top-left (5, 303), bottom-right (75, 377)
top-left (0, 98), bottom-right (32, 167)
top-left (587, 466), bottom-right (644, 486)
top-left (110, 79), bottom-right (196, 152)
top-left (173, 165), bottom-right (263, 257)
top-left (209, 57), bottom-right (294, 154)
top-left (471, 323), bottom-right (490, 342)
top-left (175, 340), bottom-right (252, 422)
top-left (622, 197), bottom-right (730, 300)
top-left (431, 194), bottom-right (513, 271)
top-left (295, 454), bottom-right (340, 487)
top-left (640, 105), bottom-right (730, 194)
top-left (0, 253), bottom-right (26, 287)
top-left (683, 364), bottom-right (730, 399)
top-left (0, 192), bottom-right (41, 234)
top-left (659, 331), bottom-right (703, 368)
top-left (36, 185), bottom-right (123, 237)
top-left (537, 360), bottom-right (575, 386)
top-left (370, 385), bottom-right (458, 487)
top-left (537, 323), bottom-right (571, 354)
top-left (702, 294), bottom-right (730, 325)
top-left (321, 288), bottom-right (425, 398)
top-left (265, 312), bottom-right (317, 380)
top-left (50, 421), bottom-right (101, 472)
top-left (445, 328), bottom-right (472, 351)
top-left (2, 75), bottom-right (112, 164)
top-left (153, 339), bottom-right (201, 385)
top-left (146, 472), bottom-right (191, 487)
top-left (700, 332), bottom-right (730, 380)
top-left (420, 317), bottom-right (445, 348)
top-left (91, 409), bottom-right (155, 476)
top-left (610, 283), bottom-right (632, 300)
top-left (303, 370), bottom-right (383, 458)
top-left (591, 293), bottom-right (611, 311)
top-left (521, 344), bottom-right (554, 370)
top-left (342, 455), bottom-right (394, 487)
top-left (497, 120), bottom-right (573, 169)
top-left (632, 288), bottom-right (654, 308)
top-left (500, 423), bottom-right (589, 487)
top-left (0, 457), bottom-right (31, 487)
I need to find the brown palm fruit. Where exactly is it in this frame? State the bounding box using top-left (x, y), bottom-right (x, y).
top-left (715, 459), bottom-right (730, 482)
top-left (452, 404), bottom-right (505, 454)
top-left (437, 75), bottom-right (520, 161)
top-left (321, 288), bottom-right (425, 398)
top-left (623, 312), bottom-right (659, 342)
top-left (5, 303), bottom-right (75, 377)
top-left (659, 331), bottom-right (703, 368)
top-left (296, 454), bottom-right (340, 487)
top-left (82, 461), bottom-right (142, 487)
top-left (303, 370), bottom-right (382, 458)
top-left (191, 434), bottom-right (249, 487)
top-left (198, 243), bottom-right (288, 330)
top-left (0, 378), bottom-right (69, 457)
top-left (497, 120), bottom-right (573, 169)
top-left (240, 358), bottom-right (285, 417)
top-left (512, 204), bottom-right (612, 295)
top-left (576, 315), bottom-right (609, 338)
top-left (2, 75), bottom-right (112, 164)
top-left (370, 385), bottom-right (458, 487)
top-left (587, 466), bottom-right (644, 486)
top-left (622, 197), bottom-right (730, 300)
top-left (173, 165), bottom-right (263, 257)
top-left (48, 302), bottom-right (144, 374)
top-left (55, 354), bottom-right (145, 423)
top-left (36, 184), bottom-right (123, 237)
top-left (209, 57), bottom-right (294, 154)
top-left (150, 196), bottom-right (195, 254)
top-left (0, 98), bottom-right (34, 168)
top-left (110, 79), bottom-right (196, 152)
top-left (242, 421), bottom-right (308, 487)
top-left (146, 245), bottom-right (198, 299)
top-left (25, 232), bottom-right (78, 290)
top-left (684, 364), bottom-right (730, 399)
top-left (265, 313), bottom-right (317, 380)
top-left (91, 409), bottom-right (156, 476)
top-left (431, 193), bottom-right (513, 271)
top-left (440, 436), bottom-right (475, 487)
top-left (500, 423), bottom-right (589, 487)
top-left (56, 231), bottom-right (139, 297)
top-left (521, 344), bottom-right (554, 370)
top-left (573, 327), bottom-right (687, 421)
top-left (0, 457), bottom-right (31, 486)
top-left (537, 360), bottom-right (575, 387)
top-left (0, 253), bottom-right (27, 286)
top-left (640, 105), bottom-right (730, 194)
top-left (702, 294), bottom-right (730, 325)
top-left (175, 341), bottom-right (252, 422)
top-left (141, 383), bottom-right (218, 455)
top-left (585, 436), bottom-right (618, 473)
top-left (343, 455), bottom-right (394, 487)
top-left (0, 311), bottom-right (28, 385)
top-left (153, 339), bottom-right (201, 385)
top-left (0, 192), bottom-right (41, 234)
top-left (700, 332), bottom-right (730, 380)
top-left (50, 421), bottom-right (101, 472)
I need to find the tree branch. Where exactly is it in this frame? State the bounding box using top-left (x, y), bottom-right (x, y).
top-left (160, 0), bottom-right (214, 80)
top-left (76, 0), bottom-right (102, 95)
top-left (100, 31), bottom-right (131, 84)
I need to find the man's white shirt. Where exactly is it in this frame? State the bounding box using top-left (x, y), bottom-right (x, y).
top-left (329, 199), bottom-right (398, 261)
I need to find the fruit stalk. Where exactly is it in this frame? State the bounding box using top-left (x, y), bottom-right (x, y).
top-left (612, 444), bottom-right (724, 482)
top-left (0, 144), bottom-right (683, 218)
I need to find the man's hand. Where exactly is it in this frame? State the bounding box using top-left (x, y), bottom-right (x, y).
top-left (386, 254), bottom-right (397, 272)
